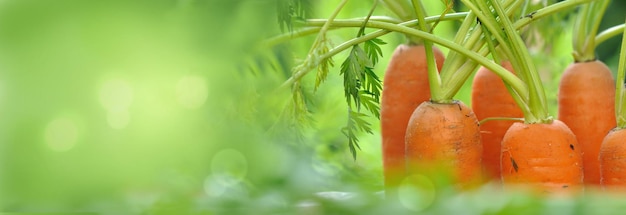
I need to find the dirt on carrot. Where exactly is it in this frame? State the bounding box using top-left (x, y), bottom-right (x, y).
top-left (405, 100), bottom-right (482, 189)
top-left (501, 120), bottom-right (583, 196)
top-left (472, 61), bottom-right (524, 182)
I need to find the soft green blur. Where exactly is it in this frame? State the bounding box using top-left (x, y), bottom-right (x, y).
top-left (0, 0), bottom-right (298, 213)
top-left (1, 0), bottom-right (626, 214)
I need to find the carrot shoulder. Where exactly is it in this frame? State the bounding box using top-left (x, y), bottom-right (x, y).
top-left (501, 120), bottom-right (583, 195)
top-left (558, 60), bottom-right (615, 185)
top-left (471, 61), bottom-right (523, 181)
top-left (380, 44), bottom-right (445, 189)
top-left (405, 101), bottom-right (482, 188)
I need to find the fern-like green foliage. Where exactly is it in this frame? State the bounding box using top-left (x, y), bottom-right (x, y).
top-left (275, 0), bottom-right (387, 160)
top-left (314, 38), bottom-right (335, 91)
top-left (277, 0), bottom-right (314, 32)
top-left (342, 110), bottom-right (373, 160)
top-left (364, 38), bottom-right (386, 65)
top-left (339, 37), bottom-right (385, 160)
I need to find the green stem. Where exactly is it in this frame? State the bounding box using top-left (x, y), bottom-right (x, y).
top-left (513, 0), bottom-right (595, 29)
top-left (306, 16), bottom-right (402, 25)
top-left (356, 0), bottom-right (380, 37)
top-left (440, 0), bottom-right (520, 86)
top-left (411, 0), bottom-right (442, 101)
top-left (380, 0), bottom-right (414, 21)
top-left (479, 117), bottom-right (525, 125)
top-left (493, 0), bottom-right (550, 123)
top-left (264, 13), bottom-right (469, 48)
top-left (573, 2), bottom-right (590, 61)
top-left (382, 22), bottom-right (530, 102)
top-left (316, 0), bottom-right (349, 42)
top-left (616, 18), bottom-right (626, 128)
top-left (282, 20), bottom-right (529, 100)
top-left (573, 0), bottom-right (610, 62)
top-left (285, 0), bottom-right (348, 88)
top-left (596, 23), bottom-right (625, 47)
top-left (439, 0), bottom-right (521, 98)
top-left (279, 0), bottom-right (590, 93)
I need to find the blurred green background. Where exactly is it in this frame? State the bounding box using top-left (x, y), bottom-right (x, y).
top-left (0, 0), bottom-right (625, 214)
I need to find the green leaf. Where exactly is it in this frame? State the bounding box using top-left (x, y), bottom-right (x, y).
top-left (314, 38), bottom-right (335, 91)
top-left (359, 91), bottom-right (380, 119)
top-left (362, 66), bottom-right (382, 101)
top-left (363, 38), bottom-right (386, 65)
top-left (341, 110), bottom-right (372, 160)
top-left (340, 46), bottom-right (365, 109)
top-left (276, 0), bottom-right (314, 32)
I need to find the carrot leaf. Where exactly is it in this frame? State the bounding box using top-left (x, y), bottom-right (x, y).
top-left (340, 41), bottom-right (383, 110)
top-left (359, 91), bottom-right (380, 119)
top-left (314, 38), bottom-right (335, 91)
top-left (276, 0), bottom-right (314, 32)
top-left (342, 110), bottom-right (371, 160)
top-left (363, 38), bottom-right (386, 65)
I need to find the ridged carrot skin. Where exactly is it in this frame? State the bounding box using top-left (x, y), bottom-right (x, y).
top-left (599, 128), bottom-right (626, 188)
top-left (501, 120), bottom-right (583, 195)
top-left (380, 44), bottom-right (445, 189)
top-left (405, 101), bottom-right (482, 188)
top-left (558, 60), bottom-right (615, 185)
top-left (471, 61), bottom-right (524, 181)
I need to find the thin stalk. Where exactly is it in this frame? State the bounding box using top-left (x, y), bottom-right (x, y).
top-left (513, 0), bottom-right (595, 30)
top-left (438, 11), bottom-right (477, 82)
top-left (412, 0), bottom-right (443, 101)
top-left (465, 0), bottom-right (515, 62)
top-left (314, 0), bottom-right (349, 45)
top-left (437, 0), bottom-right (520, 100)
top-left (284, 0), bottom-right (348, 89)
top-left (380, 0), bottom-right (414, 21)
top-left (479, 117), bottom-right (525, 125)
top-left (282, 20), bottom-right (529, 101)
top-left (306, 16), bottom-right (401, 25)
top-left (572, 2), bottom-right (590, 61)
top-left (573, 0), bottom-right (611, 62)
top-left (616, 18), bottom-right (626, 128)
top-left (586, 0), bottom-right (611, 53)
top-left (596, 24), bottom-right (625, 47)
top-left (440, 0), bottom-right (520, 85)
top-left (264, 12), bottom-right (469, 48)
top-left (493, 0), bottom-right (549, 123)
top-left (279, 0), bottom-right (590, 94)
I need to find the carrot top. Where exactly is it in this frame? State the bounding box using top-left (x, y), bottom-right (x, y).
top-left (572, 0), bottom-right (610, 63)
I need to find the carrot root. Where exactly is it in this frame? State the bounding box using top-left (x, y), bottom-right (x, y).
top-left (405, 101), bottom-right (482, 189)
top-left (558, 60), bottom-right (615, 185)
top-left (501, 120), bottom-right (583, 196)
top-left (381, 44), bottom-right (445, 190)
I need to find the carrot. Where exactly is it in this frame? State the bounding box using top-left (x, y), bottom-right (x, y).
top-left (558, 60), bottom-right (615, 185)
top-left (599, 17), bottom-right (626, 191)
top-left (501, 120), bottom-right (583, 195)
top-left (471, 61), bottom-right (524, 181)
top-left (599, 129), bottom-right (626, 188)
top-left (380, 44), bottom-right (445, 189)
top-left (405, 100), bottom-right (482, 188)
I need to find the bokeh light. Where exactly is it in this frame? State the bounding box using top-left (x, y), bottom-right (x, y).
top-left (44, 117), bottom-right (79, 152)
top-left (176, 75), bottom-right (208, 109)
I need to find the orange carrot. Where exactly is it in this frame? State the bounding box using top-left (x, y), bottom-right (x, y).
top-left (501, 120), bottom-right (583, 195)
top-left (405, 100), bottom-right (482, 188)
top-left (471, 61), bottom-right (524, 181)
top-left (380, 44), bottom-right (445, 189)
top-left (558, 60), bottom-right (615, 185)
top-left (599, 128), bottom-right (626, 188)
